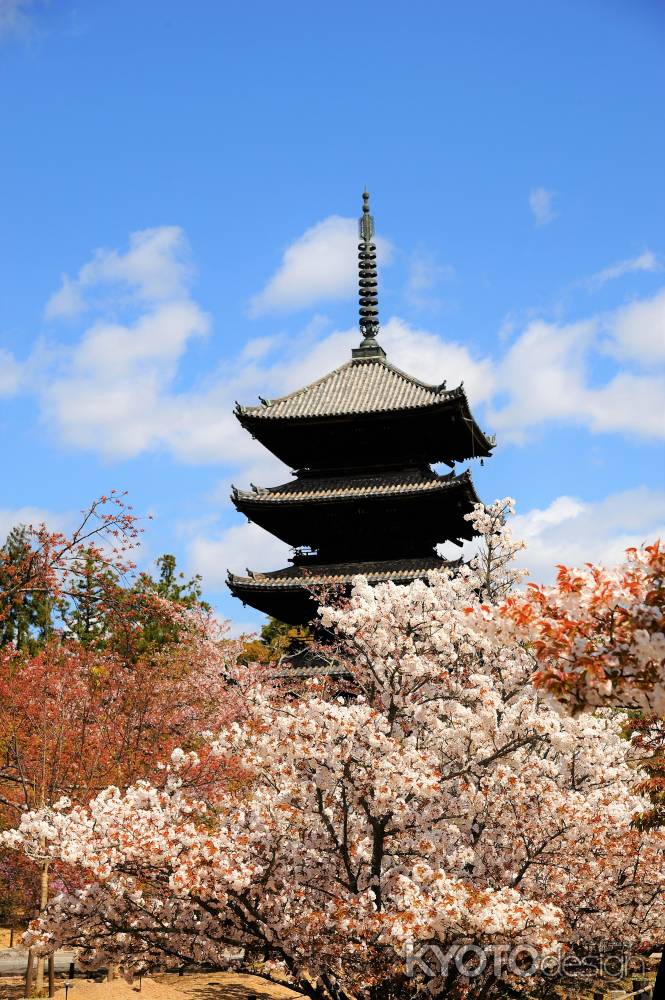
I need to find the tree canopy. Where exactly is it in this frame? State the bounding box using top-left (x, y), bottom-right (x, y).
top-left (4, 500), bottom-right (663, 1000)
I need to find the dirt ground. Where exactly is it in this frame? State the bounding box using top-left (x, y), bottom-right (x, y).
top-left (0, 974), bottom-right (301, 1000)
top-left (0, 960), bottom-right (660, 1000)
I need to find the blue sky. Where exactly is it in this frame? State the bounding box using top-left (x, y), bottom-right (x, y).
top-left (1, 0), bottom-right (664, 632)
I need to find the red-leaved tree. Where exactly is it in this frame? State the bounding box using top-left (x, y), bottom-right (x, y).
top-left (0, 494), bottom-right (246, 994)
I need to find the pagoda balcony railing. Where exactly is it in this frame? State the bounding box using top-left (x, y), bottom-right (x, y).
top-left (290, 547), bottom-right (320, 564)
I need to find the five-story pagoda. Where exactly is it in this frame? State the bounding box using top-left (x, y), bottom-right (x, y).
top-left (228, 192), bottom-right (495, 625)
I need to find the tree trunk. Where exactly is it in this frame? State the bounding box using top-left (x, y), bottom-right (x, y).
top-left (48, 956), bottom-right (55, 998)
top-left (34, 860), bottom-right (49, 995)
top-left (35, 958), bottom-right (44, 995)
top-left (24, 949), bottom-right (35, 999)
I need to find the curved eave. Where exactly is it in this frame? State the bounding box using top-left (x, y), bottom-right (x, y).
top-left (236, 391), bottom-right (495, 462)
top-left (454, 392), bottom-right (496, 458)
top-left (227, 556), bottom-right (464, 625)
top-left (227, 557), bottom-right (460, 593)
top-left (232, 470), bottom-right (480, 510)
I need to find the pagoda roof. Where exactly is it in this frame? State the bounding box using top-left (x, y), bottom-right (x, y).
top-left (228, 553), bottom-right (462, 625)
top-left (228, 555), bottom-right (456, 592)
top-left (272, 653), bottom-right (351, 681)
top-left (233, 468), bottom-right (478, 506)
top-left (236, 356), bottom-right (468, 422)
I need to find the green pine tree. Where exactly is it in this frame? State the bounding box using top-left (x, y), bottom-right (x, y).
top-left (129, 554), bottom-right (211, 655)
top-left (0, 526), bottom-right (54, 652)
top-left (61, 549), bottom-right (114, 648)
top-left (140, 554), bottom-right (210, 609)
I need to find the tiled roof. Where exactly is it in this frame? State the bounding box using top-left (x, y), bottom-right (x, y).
top-left (237, 357), bottom-right (459, 421)
top-left (274, 660), bottom-right (351, 680)
top-left (228, 556), bottom-right (456, 591)
top-left (270, 650), bottom-right (352, 680)
top-left (233, 468), bottom-right (477, 504)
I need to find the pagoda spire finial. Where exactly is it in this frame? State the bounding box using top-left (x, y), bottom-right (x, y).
top-left (352, 189), bottom-right (386, 360)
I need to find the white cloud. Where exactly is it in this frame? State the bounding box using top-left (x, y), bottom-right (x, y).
top-left (488, 318), bottom-right (596, 441)
top-left (586, 371), bottom-right (665, 438)
top-left (33, 226), bottom-right (262, 465)
top-left (529, 187), bottom-right (556, 226)
top-left (489, 296), bottom-right (665, 443)
top-left (380, 318), bottom-right (496, 404)
top-left (512, 487), bottom-right (665, 584)
top-left (0, 348), bottom-right (22, 397)
top-left (44, 276), bottom-right (84, 321)
top-left (45, 226), bottom-right (193, 320)
top-left (248, 215), bottom-right (393, 316)
top-left (603, 286), bottom-right (665, 365)
top-left (43, 301), bottom-right (211, 458)
top-left (74, 302), bottom-right (206, 378)
top-left (0, 505), bottom-right (70, 541)
top-left (188, 521), bottom-right (290, 587)
top-left (586, 250), bottom-right (659, 290)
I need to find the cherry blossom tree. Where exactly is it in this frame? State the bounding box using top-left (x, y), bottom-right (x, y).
top-left (4, 502), bottom-right (664, 1000)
